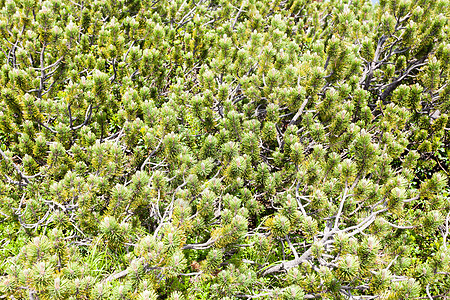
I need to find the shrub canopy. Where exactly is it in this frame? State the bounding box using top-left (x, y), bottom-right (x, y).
top-left (0, 0), bottom-right (450, 299)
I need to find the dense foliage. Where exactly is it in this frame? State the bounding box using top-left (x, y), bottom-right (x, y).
top-left (0, 0), bottom-right (449, 298)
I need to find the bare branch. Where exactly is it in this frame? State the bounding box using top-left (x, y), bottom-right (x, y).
top-left (73, 104), bottom-right (93, 130)
top-left (288, 96), bottom-right (309, 126)
top-left (140, 138), bottom-right (163, 171)
top-left (0, 148), bottom-right (30, 185)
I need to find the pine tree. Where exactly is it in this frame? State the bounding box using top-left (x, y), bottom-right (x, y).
top-left (0, 0), bottom-right (450, 299)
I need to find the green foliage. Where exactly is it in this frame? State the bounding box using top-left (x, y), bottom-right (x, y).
top-left (0, 0), bottom-right (449, 299)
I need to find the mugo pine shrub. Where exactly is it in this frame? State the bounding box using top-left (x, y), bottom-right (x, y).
top-left (0, 0), bottom-right (450, 299)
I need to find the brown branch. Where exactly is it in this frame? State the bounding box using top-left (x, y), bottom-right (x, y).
top-left (182, 238), bottom-right (216, 250)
